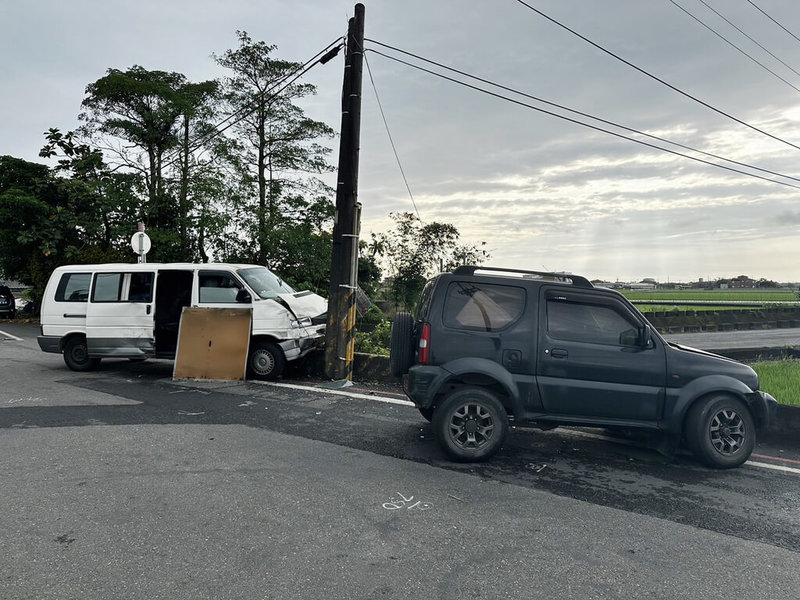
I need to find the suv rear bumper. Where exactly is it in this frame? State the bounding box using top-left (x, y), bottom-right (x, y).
top-left (402, 365), bottom-right (446, 408)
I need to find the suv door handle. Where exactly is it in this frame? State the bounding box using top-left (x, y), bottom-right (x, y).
top-left (548, 348), bottom-right (568, 359)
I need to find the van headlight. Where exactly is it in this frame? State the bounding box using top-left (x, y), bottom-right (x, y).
top-left (290, 317), bottom-right (313, 328)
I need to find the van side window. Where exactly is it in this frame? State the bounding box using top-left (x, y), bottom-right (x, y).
top-left (443, 282), bottom-right (525, 331)
top-left (199, 272), bottom-right (243, 304)
top-left (92, 273), bottom-right (124, 302)
top-left (129, 273), bottom-right (154, 302)
top-left (547, 298), bottom-right (638, 346)
top-left (90, 272), bottom-right (155, 303)
top-left (55, 273), bottom-right (91, 302)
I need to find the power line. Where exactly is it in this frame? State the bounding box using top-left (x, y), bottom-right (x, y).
top-left (511, 0), bottom-right (800, 153)
top-left (747, 0), bottom-right (800, 45)
top-left (363, 51), bottom-right (421, 219)
top-left (694, 0), bottom-right (800, 80)
top-left (366, 38), bottom-right (800, 186)
top-left (669, 0), bottom-right (800, 93)
top-left (365, 45), bottom-right (800, 191)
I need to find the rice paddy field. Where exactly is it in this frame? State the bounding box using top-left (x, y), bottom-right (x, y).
top-left (619, 288), bottom-right (800, 313)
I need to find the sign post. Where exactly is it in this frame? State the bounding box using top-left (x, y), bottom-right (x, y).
top-left (131, 223), bottom-right (151, 264)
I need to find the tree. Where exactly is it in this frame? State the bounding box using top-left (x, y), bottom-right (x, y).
top-left (0, 155), bottom-right (130, 310)
top-left (79, 66), bottom-right (220, 261)
top-left (369, 212), bottom-right (490, 309)
top-left (214, 31), bottom-right (336, 269)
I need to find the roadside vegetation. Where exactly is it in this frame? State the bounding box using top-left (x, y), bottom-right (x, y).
top-left (751, 359), bottom-right (800, 407)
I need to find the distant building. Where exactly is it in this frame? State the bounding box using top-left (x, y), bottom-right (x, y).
top-left (730, 275), bottom-right (756, 289)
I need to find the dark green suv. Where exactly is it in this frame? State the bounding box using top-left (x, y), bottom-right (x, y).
top-left (390, 266), bottom-right (777, 468)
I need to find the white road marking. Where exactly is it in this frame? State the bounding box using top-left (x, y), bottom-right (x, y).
top-left (256, 380), bottom-right (415, 407)
top-left (744, 461), bottom-right (800, 475)
top-left (262, 381), bottom-right (798, 475)
top-left (0, 329), bottom-right (23, 341)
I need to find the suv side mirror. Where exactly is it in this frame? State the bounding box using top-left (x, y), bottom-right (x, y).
top-left (236, 289), bottom-right (252, 303)
top-left (639, 324), bottom-right (652, 348)
top-left (620, 325), bottom-right (653, 348)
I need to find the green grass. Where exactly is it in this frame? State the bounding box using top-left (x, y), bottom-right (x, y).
top-left (751, 359), bottom-right (800, 406)
top-left (621, 289), bottom-right (797, 302)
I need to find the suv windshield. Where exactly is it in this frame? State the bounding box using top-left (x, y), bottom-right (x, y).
top-left (237, 267), bottom-right (295, 300)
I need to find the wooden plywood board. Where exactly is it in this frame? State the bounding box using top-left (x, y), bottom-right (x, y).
top-left (173, 307), bottom-right (251, 381)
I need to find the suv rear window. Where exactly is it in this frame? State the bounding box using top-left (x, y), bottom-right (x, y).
top-left (443, 281), bottom-right (525, 331)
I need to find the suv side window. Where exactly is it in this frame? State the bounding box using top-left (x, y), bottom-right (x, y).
top-left (547, 295), bottom-right (639, 346)
top-left (199, 271), bottom-right (243, 304)
top-left (443, 281), bottom-right (525, 331)
top-left (55, 273), bottom-right (91, 302)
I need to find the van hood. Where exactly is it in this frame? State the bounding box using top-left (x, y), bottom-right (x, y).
top-left (276, 291), bottom-right (327, 319)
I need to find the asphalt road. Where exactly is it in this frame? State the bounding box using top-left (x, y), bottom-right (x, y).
top-left (1, 322), bottom-right (799, 599)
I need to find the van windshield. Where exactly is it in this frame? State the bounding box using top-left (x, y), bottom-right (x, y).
top-left (237, 267), bottom-right (296, 300)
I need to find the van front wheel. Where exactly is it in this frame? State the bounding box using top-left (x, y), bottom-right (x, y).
top-left (248, 342), bottom-right (285, 381)
top-left (63, 336), bottom-right (101, 372)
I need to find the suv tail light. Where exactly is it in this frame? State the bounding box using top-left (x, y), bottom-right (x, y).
top-left (418, 322), bottom-right (431, 365)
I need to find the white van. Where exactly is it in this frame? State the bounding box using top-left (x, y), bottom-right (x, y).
top-left (37, 263), bottom-right (327, 380)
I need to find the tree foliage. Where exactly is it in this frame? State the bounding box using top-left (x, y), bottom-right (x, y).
top-left (213, 31), bottom-right (336, 286)
top-left (369, 212), bottom-right (490, 309)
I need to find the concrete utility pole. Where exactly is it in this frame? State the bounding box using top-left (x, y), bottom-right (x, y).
top-left (325, 3), bottom-right (365, 381)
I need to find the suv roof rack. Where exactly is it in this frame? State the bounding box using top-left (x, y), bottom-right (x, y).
top-left (452, 265), bottom-right (594, 288)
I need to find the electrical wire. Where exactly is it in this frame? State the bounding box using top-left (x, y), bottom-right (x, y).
top-left (747, 0), bottom-right (800, 45)
top-left (695, 0), bottom-right (800, 80)
top-left (365, 46), bottom-right (800, 191)
top-left (365, 38), bottom-right (800, 185)
top-left (669, 0), bottom-right (800, 93)
top-left (363, 51), bottom-right (421, 219)
top-left (511, 0), bottom-right (800, 153)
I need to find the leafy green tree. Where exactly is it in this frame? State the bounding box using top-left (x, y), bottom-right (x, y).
top-left (214, 31), bottom-right (336, 272)
top-left (79, 66), bottom-right (220, 261)
top-left (370, 212), bottom-right (490, 309)
top-left (0, 155), bottom-right (129, 310)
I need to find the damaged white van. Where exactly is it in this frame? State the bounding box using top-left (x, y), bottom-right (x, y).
top-left (37, 263), bottom-right (327, 380)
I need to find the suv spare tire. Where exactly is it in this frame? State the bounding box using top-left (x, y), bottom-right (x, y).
top-left (390, 312), bottom-right (415, 377)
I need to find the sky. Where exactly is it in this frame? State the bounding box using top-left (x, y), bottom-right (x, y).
top-left (3, 0), bottom-right (800, 283)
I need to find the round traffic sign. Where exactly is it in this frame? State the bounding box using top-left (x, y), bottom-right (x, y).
top-left (131, 232), bottom-right (152, 255)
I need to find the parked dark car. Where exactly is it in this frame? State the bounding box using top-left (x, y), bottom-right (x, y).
top-left (390, 266), bottom-right (777, 468)
top-left (0, 285), bottom-right (16, 319)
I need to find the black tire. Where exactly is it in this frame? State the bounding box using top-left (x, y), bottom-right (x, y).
top-left (433, 387), bottom-right (508, 462)
top-left (686, 394), bottom-right (755, 469)
top-left (247, 341), bottom-right (286, 381)
top-left (63, 336), bottom-right (101, 372)
top-left (390, 312), bottom-right (415, 378)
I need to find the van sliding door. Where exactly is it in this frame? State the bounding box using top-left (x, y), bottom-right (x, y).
top-left (85, 271), bottom-right (155, 357)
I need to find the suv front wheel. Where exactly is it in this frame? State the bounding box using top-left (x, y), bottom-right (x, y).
top-left (433, 387), bottom-right (508, 462)
top-left (685, 394), bottom-right (755, 469)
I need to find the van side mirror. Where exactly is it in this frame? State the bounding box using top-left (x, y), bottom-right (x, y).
top-left (236, 289), bottom-right (252, 303)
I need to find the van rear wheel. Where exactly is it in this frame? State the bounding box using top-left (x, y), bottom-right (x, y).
top-left (248, 341), bottom-right (286, 381)
top-left (63, 336), bottom-right (101, 372)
